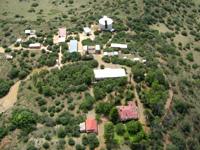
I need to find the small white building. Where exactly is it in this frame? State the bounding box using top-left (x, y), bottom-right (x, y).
top-left (29, 43), bottom-right (41, 49)
top-left (99, 16), bottom-right (113, 31)
top-left (133, 57), bottom-right (147, 63)
top-left (103, 51), bottom-right (119, 56)
top-left (83, 27), bottom-right (92, 35)
top-left (79, 122), bottom-right (86, 132)
top-left (16, 38), bottom-right (22, 43)
top-left (25, 30), bottom-right (36, 35)
top-left (5, 54), bottom-right (13, 60)
top-left (111, 43), bottom-right (127, 49)
top-left (94, 68), bottom-right (126, 80)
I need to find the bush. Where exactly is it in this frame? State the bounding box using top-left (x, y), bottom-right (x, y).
top-left (68, 137), bottom-right (75, 146)
top-left (126, 121), bottom-right (142, 135)
top-left (57, 127), bottom-right (67, 138)
top-left (115, 123), bottom-right (125, 135)
top-left (11, 109), bottom-right (37, 132)
top-left (43, 142), bottom-right (50, 149)
top-left (0, 79), bottom-right (11, 98)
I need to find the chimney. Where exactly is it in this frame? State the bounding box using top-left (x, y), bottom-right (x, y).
top-left (105, 20), bottom-right (108, 29)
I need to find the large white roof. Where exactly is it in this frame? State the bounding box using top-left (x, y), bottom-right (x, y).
top-left (94, 68), bottom-right (126, 79)
top-left (111, 43), bottom-right (127, 49)
top-left (99, 16), bottom-right (113, 25)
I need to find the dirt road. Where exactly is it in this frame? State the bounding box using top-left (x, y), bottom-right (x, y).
top-left (0, 81), bottom-right (21, 113)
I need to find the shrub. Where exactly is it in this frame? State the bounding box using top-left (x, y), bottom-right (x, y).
top-left (68, 137), bottom-right (75, 146)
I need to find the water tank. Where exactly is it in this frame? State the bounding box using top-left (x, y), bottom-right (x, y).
top-left (99, 16), bottom-right (113, 31)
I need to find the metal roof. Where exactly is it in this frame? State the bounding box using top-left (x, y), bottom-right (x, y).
top-left (69, 40), bottom-right (78, 53)
top-left (111, 43), bottom-right (128, 49)
top-left (94, 68), bottom-right (126, 79)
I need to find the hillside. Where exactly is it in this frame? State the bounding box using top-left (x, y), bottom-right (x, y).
top-left (0, 0), bottom-right (200, 150)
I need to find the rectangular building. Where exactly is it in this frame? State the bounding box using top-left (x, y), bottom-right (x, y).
top-left (58, 28), bottom-right (66, 38)
top-left (69, 40), bottom-right (78, 53)
top-left (111, 43), bottom-right (127, 49)
top-left (94, 68), bottom-right (126, 80)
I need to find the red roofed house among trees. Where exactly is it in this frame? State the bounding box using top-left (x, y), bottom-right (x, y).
top-left (85, 118), bottom-right (98, 133)
top-left (117, 101), bottom-right (138, 121)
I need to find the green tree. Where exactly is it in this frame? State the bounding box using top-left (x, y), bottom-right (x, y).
top-left (109, 107), bottom-right (119, 124)
top-left (0, 79), bottom-right (11, 98)
top-left (87, 133), bottom-right (99, 150)
top-left (126, 121), bottom-right (142, 135)
top-left (115, 123), bottom-right (125, 135)
top-left (11, 109), bottom-right (37, 132)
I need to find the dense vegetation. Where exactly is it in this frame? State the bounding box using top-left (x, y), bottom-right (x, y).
top-left (1, 0), bottom-right (200, 149)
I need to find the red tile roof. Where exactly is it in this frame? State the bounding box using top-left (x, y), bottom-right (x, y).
top-left (85, 118), bottom-right (98, 133)
top-left (117, 101), bottom-right (138, 121)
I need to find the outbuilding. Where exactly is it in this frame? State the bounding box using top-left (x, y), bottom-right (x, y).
top-left (25, 30), bottom-right (36, 35)
top-left (29, 43), bottom-right (41, 49)
top-left (94, 68), bottom-right (126, 80)
top-left (83, 27), bottom-right (92, 36)
top-left (99, 16), bottom-right (113, 31)
top-left (58, 28), bottom-right (66, 38)
top-left (103, 51), bottom-right (119, 56)
top-left (69, 40), bottom-right (78, 53)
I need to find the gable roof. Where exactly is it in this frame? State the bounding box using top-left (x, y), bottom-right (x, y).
top-left (85, 118), bottom-right (98, 133)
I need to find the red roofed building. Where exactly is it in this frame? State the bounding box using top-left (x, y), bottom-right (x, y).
top-left (117, 101), bottom-right (138, 121)
top-left (85, 118), bottom-right (98, 134)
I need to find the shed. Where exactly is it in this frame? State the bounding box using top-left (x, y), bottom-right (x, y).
top-left (58, 28), bottom-right (66, 38)
top-left (99, 16), bottom-right (113, 31)
top-left (29, 43), bottom-right (41, 49)
top-left (69, 40), bottom-right (78, 53)
top-left (94, 68), bottom-right (126, 80)
top-left (83, 27), bottom-right (92, 35)
top-left (79, 122), bottom-right (86, 132)
top-left (25, 30), bottom-right (36, 35)
top-left (103, 51), bottom-right (118, 56)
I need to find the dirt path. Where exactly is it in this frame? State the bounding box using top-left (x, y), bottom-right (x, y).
top-left (58, 46), bottom-right (63, 69)
top-left (0, 81), bottom-right (21, 113)
top-left (0, 47), bottom-right (5, 53)
top-left (164, 89), bottom-right (173, 110)
top-left (93, 54), bottom-right (150, 133)
top-left (0, 66), bottom-right (53, 113)
top-left (125, 67), bottom-right (150, 133)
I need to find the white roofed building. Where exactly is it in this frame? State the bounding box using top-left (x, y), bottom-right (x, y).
top-left (83, 27), bottom-right (92, 35)
top-left (103, 51), bottom-right (119, 56)
top-left (29, 43), bottom-right (41, 49)
top-left (25, 30), bottom-right (36, 35)
top-left (94, 68), bottom-right (126, 80)
top-left (111, 43), bottom-right (127, 49)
